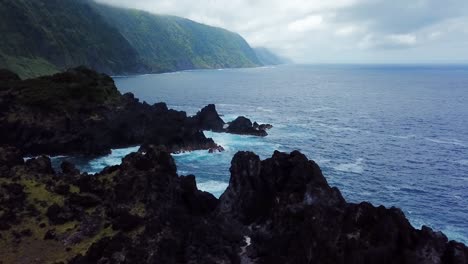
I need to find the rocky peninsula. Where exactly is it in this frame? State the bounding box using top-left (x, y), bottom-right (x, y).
top-left (0, 67), bottom-right (267, 157)
top-left (0, 68), bottom-right (466, 264)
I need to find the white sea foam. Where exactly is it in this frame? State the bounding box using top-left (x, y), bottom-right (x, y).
top-left (197, 180), bottom-right (229, 197)
top-left (87, 146), bottom-right (139, 173)
top-left (28, 154), bottom-right (67, 162)
top-left (217, 103), bottom-right (249, 108)
top-left (424, 137), bottom-right (467, 147)
top-left (256, 106), bottom-right (274, 113)
top-left (333, 158), bottom-right (365, 174)
top-left (317, 123), bottom-right (359, 132)
top-left (257, 66), bottom-right (276, 69)
top-left (314, 159), bottom-right (331, 165)
top-left (389, 134), bottom-right (417, 139)
top-left (385, 185), bottom-right (399, 191)
top-left (308, 107), bottom-right (334, 113)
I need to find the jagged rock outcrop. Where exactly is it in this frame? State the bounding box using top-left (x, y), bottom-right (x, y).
top-left (0, 68), bottom-right (277, 156)
top-left (219, 151), bottom-right (468, 264)
top-left (226, 116), bottom-right (269, 137)
top-left (0, 145), bottom-right (23, 171)
top-left (0, 69), bottom-right (20, 83)
top-left (192, 104), bottom-right (272, 137)
top-left (1, 146), bottom-right (466, 263)
top-left (0, 145), bottom-right (242, 263)
top-left (191, 104), bottom-right (226, 132)
top-left (253, 121), bottom-right (273, 131)
top-left (0, 67), bottom-right (217, 156)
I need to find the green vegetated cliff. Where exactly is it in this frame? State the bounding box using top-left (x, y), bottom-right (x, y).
top-left (0, 0), bottom-right (144, 78)
top-left (92, 3), bottom-right (262, 72)
top-left (0, 0), bottom-right (265, 78)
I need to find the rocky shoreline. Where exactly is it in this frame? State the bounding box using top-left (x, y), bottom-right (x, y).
top-left (0, 68), bottom-right (467, 263)
top-left (0, 145), bottom-right (466, 263)
top-left (0, 67), bottom-right (267, 157)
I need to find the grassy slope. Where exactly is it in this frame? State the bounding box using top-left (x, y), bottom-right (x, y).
top-left (0, 172), bottom-right (122, 263)
top-left (93, 3), bottom-right (262, 72)
top-left (0, 0), bottom-right (143, 78)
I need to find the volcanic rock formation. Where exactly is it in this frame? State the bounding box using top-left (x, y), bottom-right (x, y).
top-left (0, 145), bottom-right (466, 264)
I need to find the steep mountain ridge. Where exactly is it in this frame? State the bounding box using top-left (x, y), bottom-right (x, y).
top-left (0, 0), bottom-right (145, 78)
top-left (93, 3), bottom-right (262, 72)
top-left (0, 0), bottom-right (263, 78)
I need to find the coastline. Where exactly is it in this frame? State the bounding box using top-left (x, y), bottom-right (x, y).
top-left (1, 145), bottom-right (466, 263)
top-left (1, 66), bottom-right (467, 263)
top-left (110, 64), bottom-right (289, 79)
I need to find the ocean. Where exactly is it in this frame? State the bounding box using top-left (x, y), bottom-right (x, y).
top-left (51, 64), bottom-right (468, 244)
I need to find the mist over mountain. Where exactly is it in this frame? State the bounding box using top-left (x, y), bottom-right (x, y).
top-left (92, 3), bottom-right (261, 72)
top-left (0, 0), bottom-right (272, 78)
top-left (254, 47), bottom-right (290, 65)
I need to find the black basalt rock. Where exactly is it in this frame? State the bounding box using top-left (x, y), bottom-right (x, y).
top-left (218, 150), bottom-right (467, 264)
top-left (219, 150), bottom-right (344, 224)
top-left (0, 69), bottom-right (20, 82)
top-left (0, 67), bottom-right (217, 156)
top-left (0, 96), bottom-right (466, 264)
top-left (110, 210), bottom-right (144, 231)
top-left (46, 204), bottom-right (79, 225)
top-left (61, 161), bottom-right (80, 175)
top-left (226, 116), bottom-right (268, 136)
top-left (25, 156), bottom-right (54, 174)
top-left (0, 146), bottom-right (24, 172)
top-left (192, 104), bottom-right (226, 132)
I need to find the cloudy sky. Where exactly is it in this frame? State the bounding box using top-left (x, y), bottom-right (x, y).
top-left (95, 0), bottom-right (468, 63)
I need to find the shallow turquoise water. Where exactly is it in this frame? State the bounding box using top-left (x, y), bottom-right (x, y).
top-left (53, 65), bottom-right (468, 243)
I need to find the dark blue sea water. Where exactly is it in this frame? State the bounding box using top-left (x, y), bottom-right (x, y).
top-left (53, 64), bottom-right (468, 244)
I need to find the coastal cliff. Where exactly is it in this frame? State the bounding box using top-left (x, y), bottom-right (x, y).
top-left (0, 0), bottom-right (262, 78)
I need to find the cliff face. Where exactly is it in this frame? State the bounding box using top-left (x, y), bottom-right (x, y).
top-left (0, 0), bottom-right (145, 78)
top-left (0, 145), bottom-right (466, 264)
top-left (0, 0), bottom-right (262, 78)
top-left (92, 3), bottom-right (262, 73)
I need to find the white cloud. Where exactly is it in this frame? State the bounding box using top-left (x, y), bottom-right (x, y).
top-left (95, 0), bottom-right (468, 63)
top-left (288, 15), bottom-right (324, 32)
top-left (335, 25), bottom-right (359, 36)
top-left (428, 31), bottom-right (442, 40)
top-left (387, 34), bottom-right (417, 45)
